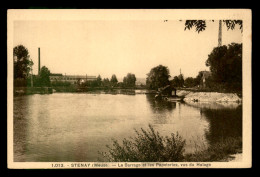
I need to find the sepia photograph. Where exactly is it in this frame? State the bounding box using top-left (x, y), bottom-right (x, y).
top-left (7, 9), bottom-right (252, 168)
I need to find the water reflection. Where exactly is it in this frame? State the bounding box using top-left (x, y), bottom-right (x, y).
top-left (201, 105), bottom-right (242, 144)
top-left (145, 94), bottom-right (210, 153)
top-left (145, 94), bottom-right (176, 113)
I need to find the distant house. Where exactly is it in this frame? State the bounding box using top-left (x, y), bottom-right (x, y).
top-left (200, 71), bottom-right (211, 88)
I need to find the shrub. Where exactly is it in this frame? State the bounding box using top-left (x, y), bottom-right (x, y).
top-left (100, 124), bottom-right (186, 162)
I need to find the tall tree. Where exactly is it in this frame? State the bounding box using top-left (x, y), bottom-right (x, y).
top-left (178, 74), bottom-right (184, 87)
top-left (102, 78), bottom-right (110, 87)
top-left (205, 43), bottom-right (242, 90)
top-left (123, 73), bottom-right (136, 87)
top-left (110, 74), bottom-right (118, 86)
top-left (38, 66), bottom-right (51, 87)
top-left (13, 45), bottom-right (33, 79)
top-left (146, 65), bottom-right (170, 90)
top-left (195, 71), bottom-right (204, 86)
top-left (184, 77), bottom-right (196, 88)
top-left (171, 74), bottom-right (184, 87)
top-left (96, 75), bottom-right (102, 87)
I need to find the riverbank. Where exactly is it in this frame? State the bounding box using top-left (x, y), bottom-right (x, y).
top-left (14, 87), bottom-right (53, 96)
top-left (176, 90), bottom-right (242, 102)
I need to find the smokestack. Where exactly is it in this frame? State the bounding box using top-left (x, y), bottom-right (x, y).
top-left (38, 48), bottom-right (40, 75)
top-left (218, 20), bottom-right (222, 47)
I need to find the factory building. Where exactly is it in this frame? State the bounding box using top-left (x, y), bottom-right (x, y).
top-left (37, 47), bottom-right (96, 85)
top-left (50, 74), bottom-right (97, 84)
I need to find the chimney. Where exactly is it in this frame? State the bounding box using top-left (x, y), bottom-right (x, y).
top-left (38, 48), bottom-right (40, 75)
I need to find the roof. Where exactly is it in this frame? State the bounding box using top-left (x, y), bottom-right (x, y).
top-left (50, 73), bottom-right (63, 76)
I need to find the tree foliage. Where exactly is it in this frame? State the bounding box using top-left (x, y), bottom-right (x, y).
top-left (13, 45), bottom-right (33, 79)
top-left (102, 78), bottom-right (110, 87)
top-left (110, 74), bottom-right (118, 86)
top-left (96, 75), bottom-right (102, 87)
top-left (38, 66), bottom-right (51, 87)
top-left (184, 20), bottom-right (243, 33)
top-left (123, 73), bottom-right (136, 87)
top-left (205, 43), bottom-right (242, 90)
top-left (146, 65), bottom-right (170, 90)
top-left (195, 71), bottom-right (204, 85)
top-left (171, 74), bottom-right (184, 87)
top-left (184, 77), bottom-right (196, 88)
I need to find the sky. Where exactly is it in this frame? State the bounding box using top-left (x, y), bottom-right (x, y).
top-left (13, 20), bottom-right (242, 79)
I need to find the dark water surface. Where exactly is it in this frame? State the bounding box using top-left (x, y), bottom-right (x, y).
top-left (13, 92), bottom-right (242, 162)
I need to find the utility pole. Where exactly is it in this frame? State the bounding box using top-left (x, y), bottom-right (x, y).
top-left (38, 48), bottom-right (41, 75)
top-left (30, 63), bottom-right (33, 87)
top-left (218, 20), bottom-right (222, 47)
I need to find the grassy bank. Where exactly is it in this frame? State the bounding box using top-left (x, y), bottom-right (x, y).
top-left (100, 125), bottom-right (242, 162)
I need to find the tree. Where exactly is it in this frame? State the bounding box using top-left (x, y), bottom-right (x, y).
top-left (171, 74), bottom-right (184, 87)
top-left (205, 43), bottom-right (242, 90)
top-left (146, 65), bottom-right (170, 90)
top-left (123, 73), bottom-right (136, 87)
top-left (13, 45), bottom-right (33, 79)
top-left (178, 74), bottom-right (184, 87)
top-left (102, 78), bottom-right (110, 87)
top-left (96, 75), bottom-right (102, 87)
top-left (184, 77), bottom-right (196, 88)
top-left (184, 20), bottom-right (243, 33)
top-left (171, 76), bottom-right (180, 87)
top-left (195, 71), bottom-right (204, 86)
top-left (38, 66), bottom-right (51, 87)
top-left (110, 74), bottom-right (118, 87)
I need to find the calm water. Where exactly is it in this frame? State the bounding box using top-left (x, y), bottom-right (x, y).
top-left (13, 92), bottom-right (242, 162)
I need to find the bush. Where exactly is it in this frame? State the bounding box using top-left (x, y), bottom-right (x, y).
top-left (100, 125), bottom-right (186, 162)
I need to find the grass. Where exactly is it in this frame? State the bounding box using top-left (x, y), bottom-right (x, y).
top-left (100, 125), bottom-right (242, 162)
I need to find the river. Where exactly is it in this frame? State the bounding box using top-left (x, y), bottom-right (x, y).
top-left (13, 92), bottom-right (242, 162)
